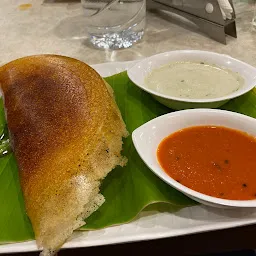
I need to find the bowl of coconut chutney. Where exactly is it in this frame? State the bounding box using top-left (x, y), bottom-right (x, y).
top-left (127, 50), bottom-right (256, 110)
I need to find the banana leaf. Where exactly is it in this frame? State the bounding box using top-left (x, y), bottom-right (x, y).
top-left (0, 71), bottom-right (255, 243)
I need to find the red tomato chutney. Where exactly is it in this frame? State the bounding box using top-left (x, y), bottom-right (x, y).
top-left (157, 126), bottom-right (256, 200)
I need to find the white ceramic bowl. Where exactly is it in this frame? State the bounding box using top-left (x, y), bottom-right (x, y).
top-left (132, 109), bottom-right (256, 208)
top-left (127, 50), bottom-right (256, 110)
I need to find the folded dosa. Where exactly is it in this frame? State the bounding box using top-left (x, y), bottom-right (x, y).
top-left (0, 55), bottom-right (128, 255)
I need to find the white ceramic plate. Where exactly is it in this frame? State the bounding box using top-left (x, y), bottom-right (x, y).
top-left (1, 61), bottom-right (256, 254)
top-left (127, 51), bottom-right (256, 110)
top-left (132, 108), bottom-right (256, 208)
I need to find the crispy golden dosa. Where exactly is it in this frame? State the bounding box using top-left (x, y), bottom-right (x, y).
top-left (0, 55), bottom-right (128, 255)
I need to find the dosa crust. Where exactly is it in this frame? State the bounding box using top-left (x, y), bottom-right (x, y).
top-left (0, 55), bottom-right (128, 255)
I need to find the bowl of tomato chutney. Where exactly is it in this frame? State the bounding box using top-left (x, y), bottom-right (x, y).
top-left (132, 109), bottom-right (256, 208)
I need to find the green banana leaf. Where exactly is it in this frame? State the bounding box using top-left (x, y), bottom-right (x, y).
top-left (0, 71), bottom-right (255, 243)
top-left (222, 88), bottom-right (256, 117)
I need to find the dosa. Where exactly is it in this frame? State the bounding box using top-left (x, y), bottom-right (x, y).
top-left (0, 55), bottom-right (128, 255)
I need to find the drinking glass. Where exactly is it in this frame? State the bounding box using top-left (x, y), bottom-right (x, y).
top-left (81, 0), bottom-right (146, 49)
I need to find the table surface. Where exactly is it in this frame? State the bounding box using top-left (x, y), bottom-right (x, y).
top-left (1, 0), bottom-right (256, 255)
top-left (1, 0), bottom-right (256, 66)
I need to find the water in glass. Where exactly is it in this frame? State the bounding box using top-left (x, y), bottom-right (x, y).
top-left (81, 0), bottom-right (146, 49)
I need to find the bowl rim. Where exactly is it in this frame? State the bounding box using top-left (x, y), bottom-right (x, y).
top-left (127, 50), bottom-right (256, 103)
top-left (132, 108), bottom-right (256, 208)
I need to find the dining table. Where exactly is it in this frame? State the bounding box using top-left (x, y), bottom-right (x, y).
top-left (1, 0), bottom-right (256, 255)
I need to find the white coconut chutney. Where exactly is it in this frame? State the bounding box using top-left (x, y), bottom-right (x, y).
top-left (145, 62), bottom-right (244, 99)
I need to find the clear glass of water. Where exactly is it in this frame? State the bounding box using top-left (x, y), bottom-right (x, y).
top-left (81, 0), bottom-right (146, 49)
